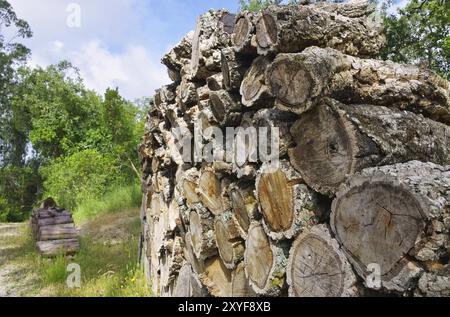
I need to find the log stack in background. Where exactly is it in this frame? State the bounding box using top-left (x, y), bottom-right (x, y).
top-left (31, 198), bottom-right (80, 257)
top-left (139, 0), bottom-right (450, 297)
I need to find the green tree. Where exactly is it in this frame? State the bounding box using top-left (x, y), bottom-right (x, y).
top-left (0, 0), bottom-right (32, 166)
top-left (12, 62), bottom-right (103, 160)
top-left (380, 0), bottom-right (450, 79)
top-left (239, 0), bottom-right (284, 11)
top-left (0, 0), bottom-right (39, 222)
top-left (0, 163), bottom-right (40, 221)
top-left (41, 149), bottom-right (122, 210)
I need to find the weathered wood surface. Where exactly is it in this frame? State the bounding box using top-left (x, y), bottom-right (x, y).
top-left (162, 32), bottom-right (193, 82)
top-left (266, 47), bottom-right (450, 123)
top-left (244, 221), bottom-right (288, 296)
top-left (31, 200), bottom-right (80, 256)
top-left (36, 239), bottom-right (80, 257)
top-left (231, 262), bottom-right (256, 297)
top-left (209, 89), bottom-right (242, 126)
top-left (256, 162), bottom-right (323, 241)
top-left (199, 256), bottom-right (233, 297)
top-left (190, 10), bottom-right (236, 80)
top-left (287, 224), bottom-right (359, 297)
top-left (221, 47), bottom-right (251, 92)
top-left (189, 203), bottom-right (217, 261)
top-left (289, 98), bottom-right (450, 196)
top-left (38, 223), bottom-right (78, 241)
top-left (255, 3), bottom-right (384, 57)
top-left (331, 161), bottom-right (450, 294)
top-left (240, 56), bottom-right (273, 108)
top-left (140, 2), bottom-right (450, 298)
top-left (214, 211), bottom-right (245, 269)
top-left (228, 181), bottom-right (259, 240)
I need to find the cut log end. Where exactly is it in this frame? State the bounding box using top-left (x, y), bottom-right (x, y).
top-left (287, 225), bottom-right (358, 297)
top-left (244, 222), bottom-right (287, 296)
top-left (257, 169), bottom-right (295, 233)
top-left (240, 56), bottom-right (272, 107)
top-left (233, 15), bottom-right (251, 48)
top-left (214, 211), bottom-right (245, 270)
top-left (256, 162), bottom-right (320, 240)
top-left (255, 13), bottom-right (278, 54)
top-left (189, 205), bottom-right (217, 261)
top-left (266, 55), bottom-right (313, 112)
top-left (231, 262), bottom-right (256, 297)
top-left (289, 101), bottom-right (357, 196)
top-left (331, 175), bottom-right (428, 291)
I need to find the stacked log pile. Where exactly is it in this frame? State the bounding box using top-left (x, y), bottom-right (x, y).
top-left (31, 198), bottom-right (80, 257)
top-left (139, 0), bottom-right (450, 297)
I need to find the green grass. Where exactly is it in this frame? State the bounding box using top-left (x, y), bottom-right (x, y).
top-left (73, 183), bottom-right (142, 224)
top-left (36, 208), bottom-right (151, 297)
top-left (1, 205), bottom-right (151, 297)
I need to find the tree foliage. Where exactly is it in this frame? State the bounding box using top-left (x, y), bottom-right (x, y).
top-left (239, 0), bottom-right (285, 11)
top-left (40, 150), bottom-right (122, 210)
top-left (0, 0), bottom-right (32, 166)
top-left (0, 1), bottom-right (149, 221)
top-left (380, 0), bottom-right (450, 79)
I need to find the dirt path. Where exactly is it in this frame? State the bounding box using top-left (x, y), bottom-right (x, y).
top-left (0, 223), bottom-right (38, 297)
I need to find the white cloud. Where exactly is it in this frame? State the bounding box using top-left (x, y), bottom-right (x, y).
top-left (8, 0), bottom-right (170, 100)
top-left (69, 40), bottom-right (169, 100)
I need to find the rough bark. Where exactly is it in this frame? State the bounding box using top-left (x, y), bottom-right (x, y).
top-left (266, 47), bottom-right (450, 124)
top-left (255, 161), bottom-right (323, 241)
top-left (289, 98), bottom-right (450, 196)
top-left (253, 108), bottom-right (297, 158)
top-left (331, 161), bottom-right (450, 294)
top-left (160, 236), bottom-right (184, 287)
top-left (313, 0), bottom-right (374, 18)
top-left (209, 90), bottom-right (242, 126)
top-left (162, 32), bottom-right (193, 82)
top-left (214, 210), bottom-right (245, 270)
top-left (287, 224), bottom-right (359, 297)
top-left (415, 273), bottom-right (450, 297)
top-left (190, 10), bottom-right (236, 80)
top-left (207, 73), bottom-right (224, 91)
top-left (178, 167), bottom-right (201, 207)
top-left (221, 47), bottom-right (251, 92)
top-left (189, 203), bottom-right (217, 261)
top-left (176, 79), bottom-right (198, 111)
top-left (155, 84), bottom-right (177, 111)
top-left (240, 56), bottom-right (274, 108)
top-left (255, 4), bottom-right (383, 57)
top-left (228, 181), bottom-right (260, 240)
top-left (244, 221), bottom-right (288, 296)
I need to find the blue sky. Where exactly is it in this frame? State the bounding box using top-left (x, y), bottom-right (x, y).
top-left (8, 0), bottom-right (407, 100)
top-left (8, 0), bottom-right (240, 100)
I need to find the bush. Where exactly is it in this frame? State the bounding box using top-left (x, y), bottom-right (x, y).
top-left (41, 149), bottom-right (124, 210)
top-left (40, 254), bottom-right (68, 284)
top-left (73, 183), bottom-right (142, 224)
